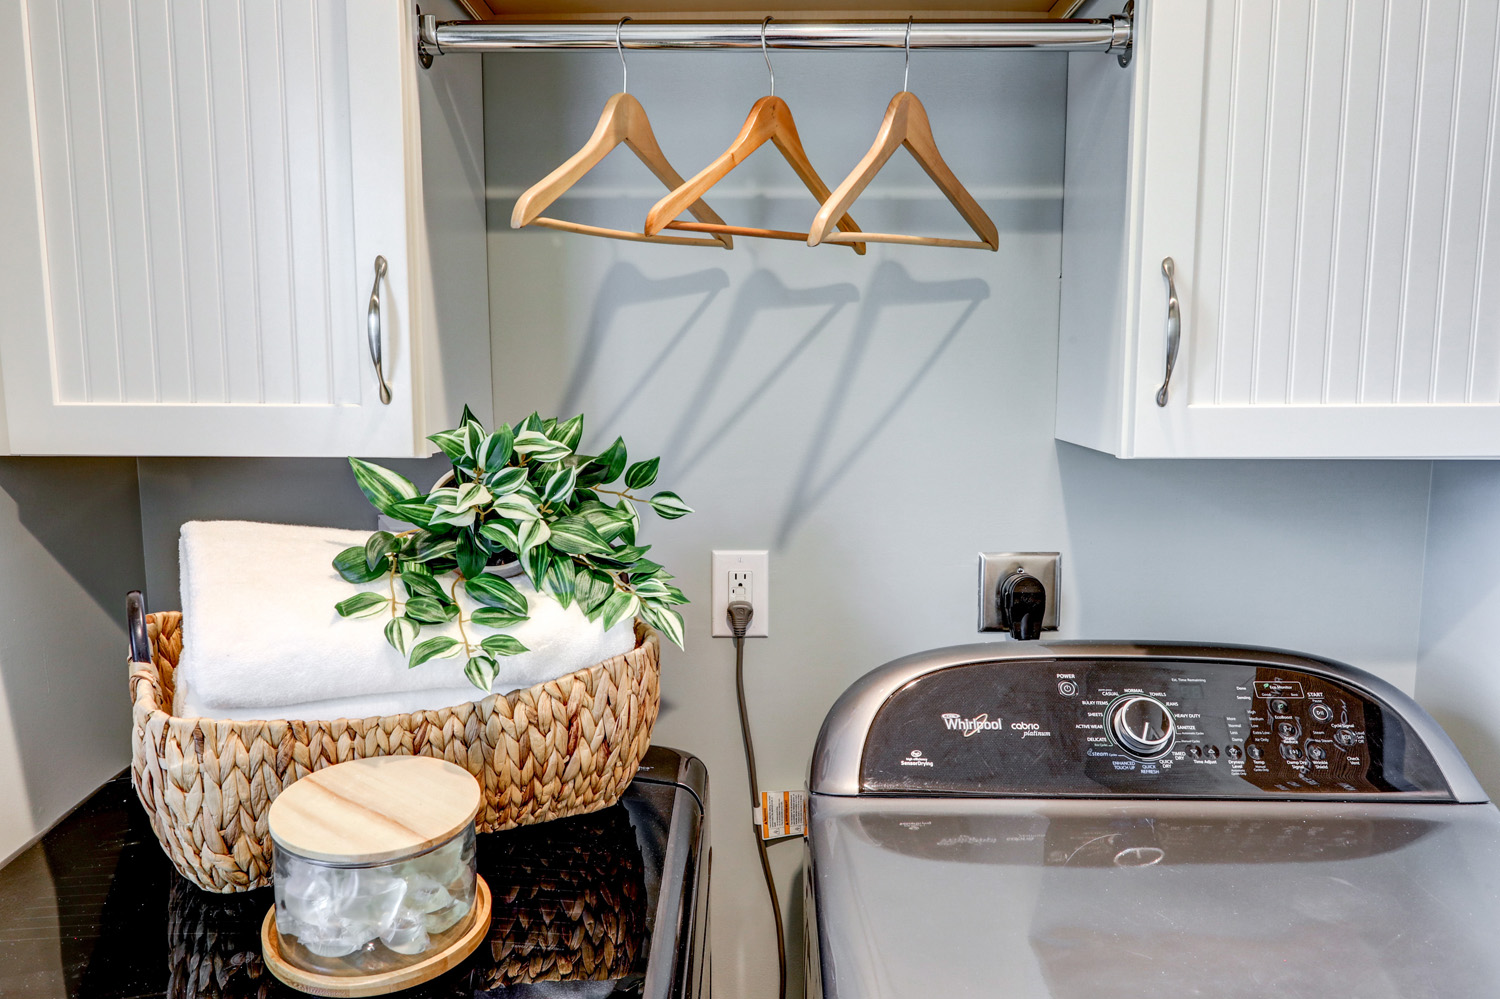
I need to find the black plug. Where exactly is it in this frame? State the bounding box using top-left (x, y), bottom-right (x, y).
top-left (727, 600), bottom-right (754, 639)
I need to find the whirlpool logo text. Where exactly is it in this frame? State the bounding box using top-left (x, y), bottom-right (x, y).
top-left (941, 712), bottom-right (1003, 737)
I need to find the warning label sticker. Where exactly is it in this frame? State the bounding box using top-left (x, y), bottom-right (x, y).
top-left (756, 790), bottom-right (807, 840)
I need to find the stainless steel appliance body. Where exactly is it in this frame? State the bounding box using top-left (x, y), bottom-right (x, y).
top-left (805, 641), bottom-right (1500, 999)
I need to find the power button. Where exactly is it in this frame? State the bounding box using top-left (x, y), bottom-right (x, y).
top-left (1058, 680), bottom-right (1078, 697)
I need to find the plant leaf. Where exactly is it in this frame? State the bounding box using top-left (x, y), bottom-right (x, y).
top-left (490, 494), bottom-right (540, 522)
top-left (523, 543), bottom-right (553, 591)
top-left (479, 521), bottom-right (521, 552)
top-left (384, 615), bottom-right (420, 654)
top-left (640, 601), bottom-right (686, 649)
top-left (456, 532), bottom-right (486, 579)
top-left (471, 607), bottom-right (528, 629)
top-left (599, 590), bottom-right (640, 632)
top-left (465, 574), bottom-right (528, 615)
top-left (427, 428), bottom-right (469, 464)
top-left (348, 457), bottom-right (419, 516)
top-left (385, 499), bottom-right (437, 528)
top-left (575, 569), bottom-right (614, 616)
top-left (480, 634), bottom-right (529, 657)
top-left (364, 531), bottom-right (396, 571)
top-left (545, 558), bottom-right (576, 609)
top-left (436, 481), bottom-right (490, 512)
top-left (614, 500), bottom-right (639, 545)
top-left (463, 422), bottom-right (486, 461)
top-left (512, 430), bottom-right (570, 462)
top-left (483, 465), bottom-right (527, 495)
top-left (429, 506), bottom-right (477, 529)
top-left (623, 457), bottom-right (659, 490)
top-left (648, 490), bottom-right (693, 520)
top-left (463, 654), bottom-right (498, 692)
top-left (581, 436), bottom-right (627, 486)
top-left (548, 516), bottom-right (611, 555)
top-left (634, 577), bottom-right (670, 600)
top-left (516, 518), bottom-right (551, 553)
top-left (404, 596), bottom-right (455, 625)
top-left (483, 423), bottom-right (515, 467)
top-left (630, 559), bottom-right (668, 579)
top-left (412, 534), bottom-right (460, 564)
top-left (552, 414), bottom-right (585, 450)
top-left (538, 463), bottom-right (578, 505)
top-left (459, 405), bottom-right (485, 430)
top-left (335, 591), bottom-right (389, 618)
top-left (334, 545), bottom-right (386, 584)
top-left (592, 543), bottom-right (650, 569)
top-left (409, 636), bottom-right (462, 668)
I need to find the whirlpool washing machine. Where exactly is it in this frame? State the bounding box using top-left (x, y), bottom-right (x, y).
top-left (805, 642), bottom-right (1500, 998)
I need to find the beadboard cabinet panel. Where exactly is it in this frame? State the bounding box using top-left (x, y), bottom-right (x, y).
top-left (0, 0), bottom-right (490, 456)
top-left (1058, 0), bottom-right (1500, 458)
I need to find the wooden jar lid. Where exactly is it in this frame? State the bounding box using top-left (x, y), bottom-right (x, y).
top-left (268, 757), bottom-right (482, 865)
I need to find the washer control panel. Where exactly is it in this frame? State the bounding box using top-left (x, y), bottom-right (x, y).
top-left (859, 658), bottom-right (1452, 799)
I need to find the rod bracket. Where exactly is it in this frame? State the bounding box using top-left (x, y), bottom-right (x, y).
top-left (417, 8), bottom-right (438, 69)
top-left (1112, 1), bottom-right (1134, 67)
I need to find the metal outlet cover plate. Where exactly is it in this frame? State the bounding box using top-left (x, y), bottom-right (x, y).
top-left (978, 552), bottom-right (1060, 633)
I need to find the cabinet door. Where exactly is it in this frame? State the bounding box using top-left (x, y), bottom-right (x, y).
top-left (1062, 0), bottom-right (1500, 459)
top-left (0, 0), bottom-right (470, 457)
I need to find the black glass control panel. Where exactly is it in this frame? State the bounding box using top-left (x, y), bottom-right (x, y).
top-left (859, 658), bottom-right (1453, 799)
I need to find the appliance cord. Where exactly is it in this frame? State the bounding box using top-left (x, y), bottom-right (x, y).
top-left (728, 599), bottom-right (786, 999)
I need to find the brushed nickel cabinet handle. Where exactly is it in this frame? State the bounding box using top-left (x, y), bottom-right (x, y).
top-left (367, 255), bottom-right (392, 405)
top-left (1155, 256), bottom-right (1180, 407)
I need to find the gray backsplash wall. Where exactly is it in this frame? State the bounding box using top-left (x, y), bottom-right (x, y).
top-left (132, 49), bottom-right (1436, 999)
top-left (0, 458), bottom-right (145, 863)
top-left (1418, 463), bottom-right (1500, 799)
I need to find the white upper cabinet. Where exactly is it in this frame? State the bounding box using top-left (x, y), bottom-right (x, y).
top-left (0, 0), bottom-right (490, 456)
top-left (1057, 0), bottom-right (1500, 458)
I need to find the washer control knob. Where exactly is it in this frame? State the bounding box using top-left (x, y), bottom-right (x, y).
top-left (1109, 696), bottom-right (1176, 759)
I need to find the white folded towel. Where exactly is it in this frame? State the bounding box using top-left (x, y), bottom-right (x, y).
top-left (172, 520), bottom-right (636, 721)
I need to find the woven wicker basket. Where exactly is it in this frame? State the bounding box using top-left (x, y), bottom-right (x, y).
top-left (129, 611), bottom-right (660, 893)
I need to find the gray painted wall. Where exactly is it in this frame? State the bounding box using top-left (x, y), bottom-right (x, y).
top-left (480, 49), bottom-right (1432, 999)
top-left (129, 49), bottom-right (1437, 999)
top-left (1418, 463), bottom-right (1500, 798)
top-left (0, 458), bottom-right (144, 863)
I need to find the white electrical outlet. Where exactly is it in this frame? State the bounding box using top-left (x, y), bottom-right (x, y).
top-left (712, 550), bottom-right (769, 638)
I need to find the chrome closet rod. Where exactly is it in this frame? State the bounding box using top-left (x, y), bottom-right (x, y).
top-left (420, 14), bottom-right (1132, 55)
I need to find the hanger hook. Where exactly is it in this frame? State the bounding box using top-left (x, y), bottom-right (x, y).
top-left (762, 16), bottom-right (775, 96)
top-left (904, 17), bottom-right (913, 92)
top-left (617, 16), bottom-right (631, 94)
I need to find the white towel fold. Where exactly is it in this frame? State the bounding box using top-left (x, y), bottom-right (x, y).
top-left (172, 520), bottom-right (636, 721)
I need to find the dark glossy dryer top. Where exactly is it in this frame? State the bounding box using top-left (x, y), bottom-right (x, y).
top-left (0, 746), bottom-right (707, 999)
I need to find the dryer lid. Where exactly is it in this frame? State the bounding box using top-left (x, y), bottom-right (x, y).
top-left (807, 793), bottom-right (1500, 999)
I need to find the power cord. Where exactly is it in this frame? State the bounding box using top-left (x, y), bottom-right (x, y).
top-left (728, 599), bottom-right (786, 999)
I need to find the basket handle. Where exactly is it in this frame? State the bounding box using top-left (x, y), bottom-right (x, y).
top-left (127, 591), bottom-right (153, 663)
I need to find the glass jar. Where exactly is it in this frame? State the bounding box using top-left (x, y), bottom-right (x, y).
top-left (263, 756), bottom-right (487, 990)
top-left (272, 825), bottom-right (478, 972)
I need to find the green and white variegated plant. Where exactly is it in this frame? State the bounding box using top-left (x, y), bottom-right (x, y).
top-left (333, 408), bottom-right (692, 692)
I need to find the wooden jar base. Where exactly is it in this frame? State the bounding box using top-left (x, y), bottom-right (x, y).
top-left (261, 876), bottom-right (491, 997)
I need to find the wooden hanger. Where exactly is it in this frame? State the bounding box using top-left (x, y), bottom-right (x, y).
top-left (511, 21), bottom-right (733, 248)
top-left (809, 23), bottom-right (997, 251)
top-left (644, 19), bottom-right (866, 253)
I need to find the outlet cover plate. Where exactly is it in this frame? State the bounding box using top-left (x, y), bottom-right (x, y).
top-left (712, 550), bottom-right (769, 638)
top-left (978, 552), bottom-right (1060, 633)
